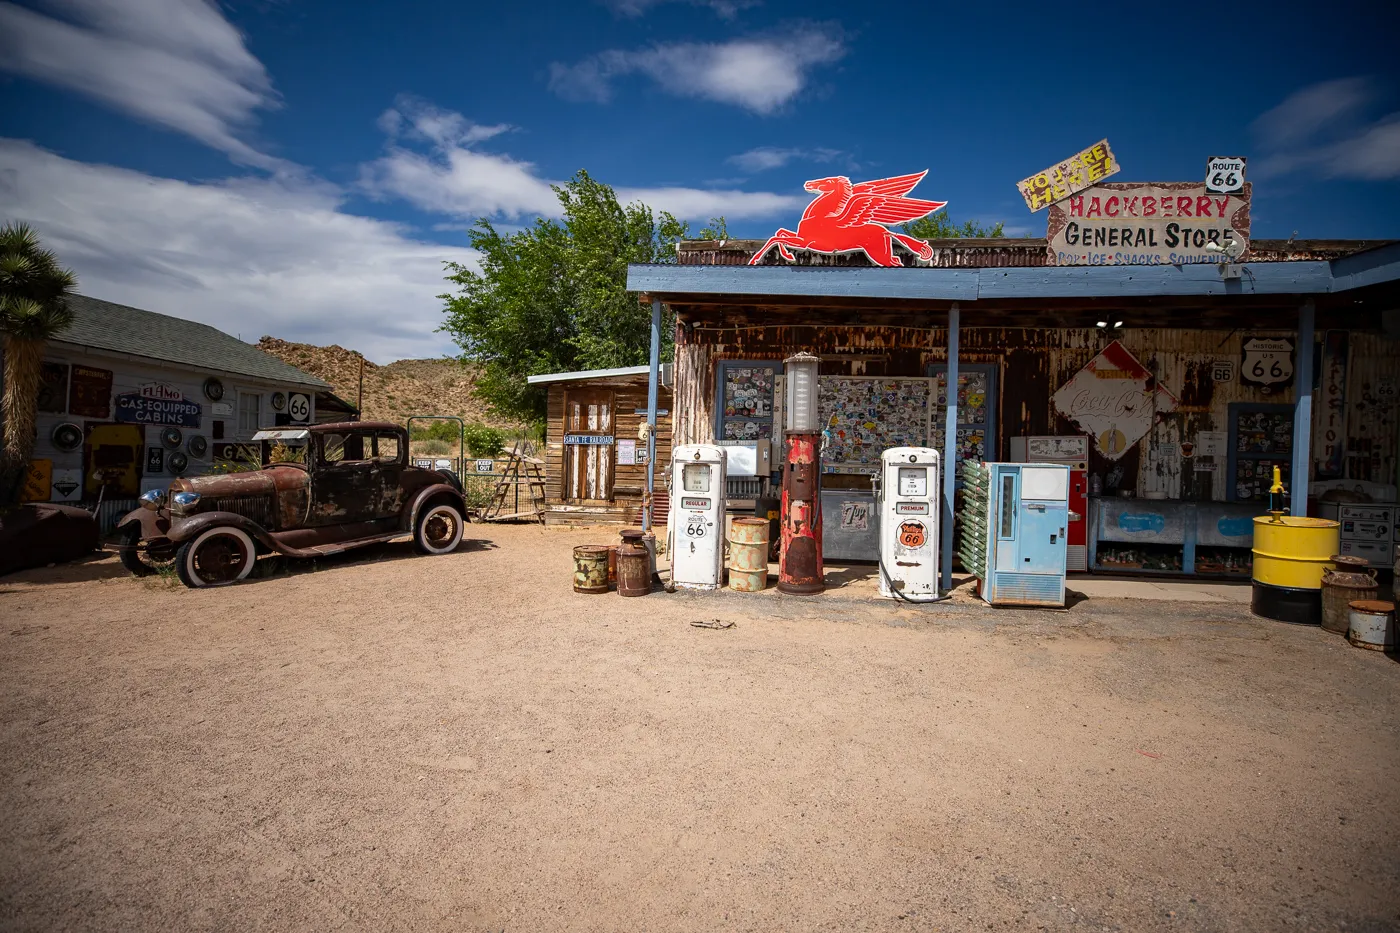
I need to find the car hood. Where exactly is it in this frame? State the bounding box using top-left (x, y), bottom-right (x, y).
top-left (173, 465), bottom-right (310, 499)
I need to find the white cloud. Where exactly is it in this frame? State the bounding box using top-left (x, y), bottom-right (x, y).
top-left (549, 24), bottom-right (845, 114)
top-left (726, 145), bottom-right (849, 172)
top-left (1251, 77), bottom-right (1400, 181)
top-left (600, 0), bottom-right (759, 18)
top-left (0, 139), bottom-right (476, 362)
top-left (361, 98), bottom-right (807, 223)
top-left (0, 0), bottom-right (284, 169)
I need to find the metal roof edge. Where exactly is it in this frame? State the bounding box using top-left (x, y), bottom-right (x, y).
top-left (527, 363), bottom-right (673, 385)
top-left (46, 338), bottom-right (332, 389)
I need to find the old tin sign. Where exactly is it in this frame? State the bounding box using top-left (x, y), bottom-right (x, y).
top-left (1052, 340), bottom-right (1178, 459)
top-left (1315, 330), bottom-right (1349, 478)
top-left (1017, 139), bottom-right (1119, 211)
top-left (1046, 182), bottom-right (1251, 265)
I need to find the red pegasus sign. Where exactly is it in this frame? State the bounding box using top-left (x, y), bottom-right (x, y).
top-left (750, 171), bottom-right (947, 267)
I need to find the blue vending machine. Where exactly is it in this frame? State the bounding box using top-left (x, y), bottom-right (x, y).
top-left (961, 462), bottom-right (1070, 607)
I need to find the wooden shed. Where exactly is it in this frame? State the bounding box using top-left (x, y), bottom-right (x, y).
top-left (527, 365), bottom-right (673, 525)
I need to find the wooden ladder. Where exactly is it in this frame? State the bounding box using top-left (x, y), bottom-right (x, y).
top-left (482, 446), bottom-right (547, 523)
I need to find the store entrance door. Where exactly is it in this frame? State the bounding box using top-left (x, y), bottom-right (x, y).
top-left (563, 389), bottom-right (615, 502)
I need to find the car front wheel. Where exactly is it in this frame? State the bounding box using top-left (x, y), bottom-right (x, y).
top-left (118, 523), bottom-right (177, 577)
top-left (175, 526), bottom-right (256, 588)
top-left (414, 503), bottom-right (464, 555)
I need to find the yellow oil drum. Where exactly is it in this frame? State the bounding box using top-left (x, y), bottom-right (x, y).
top-left (729, 517), bottom-right (770, 592)
top-left (1251, 516), bottom-right (1340, 624)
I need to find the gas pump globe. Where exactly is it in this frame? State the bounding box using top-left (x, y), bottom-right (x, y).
top-left (778, 352), bottom-right (824, 594)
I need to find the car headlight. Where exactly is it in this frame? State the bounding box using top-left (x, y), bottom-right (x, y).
top-left (172, 491), bottom-right (201, 509)
top-left (139, 489), bottom-right (166, 511)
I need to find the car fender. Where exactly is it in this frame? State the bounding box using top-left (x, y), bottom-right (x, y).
top-left (166, 511), bottom-right (281, 552)
top-left (116, 506), bottom-right (171, 542)
top-left (405, 484), bottom-right (468, 532)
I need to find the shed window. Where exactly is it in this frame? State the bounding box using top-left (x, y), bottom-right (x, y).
top-left (238, 392), bottom-right (262, 433)
top-left (715, 361), bottom-right (776, 440)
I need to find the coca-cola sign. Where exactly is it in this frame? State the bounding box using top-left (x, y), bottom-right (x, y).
top-left (1052, 341), bottom-right (1177, 460)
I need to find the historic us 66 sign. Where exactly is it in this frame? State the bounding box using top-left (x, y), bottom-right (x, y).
top-left (1240, 336), bottom-right (1294, 391)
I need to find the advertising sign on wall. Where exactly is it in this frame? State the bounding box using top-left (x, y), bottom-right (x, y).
top-left (1016, 139), bottom-right (1119, 211)
top-left (1239, 336), bottom-right (1294, 391)
top-left (1052, 341), bottom-right (1178, 459)
top-left (69, 366), bottom-right (113, 418)
top-left (116, 387), bottom-right (202, 427)
top-left (1315, 330), bottom-right (1349, 478)
top-left (1046, 182), bottom-right (1251, 266)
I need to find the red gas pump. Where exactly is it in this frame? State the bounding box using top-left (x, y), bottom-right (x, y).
top-left (777, 352), bottom-right (824, 595)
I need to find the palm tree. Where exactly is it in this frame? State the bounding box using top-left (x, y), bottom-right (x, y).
top-left (1, 223), bottom-right (78, 506)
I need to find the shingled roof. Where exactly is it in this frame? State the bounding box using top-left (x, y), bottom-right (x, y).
top-left (52, 294), bottom-right (329, 389)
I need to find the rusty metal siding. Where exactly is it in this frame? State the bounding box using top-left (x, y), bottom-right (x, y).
top-left (671, 320), bottom-right (1400, 497)
top-left (674, 238), bottom-right (1391, 268)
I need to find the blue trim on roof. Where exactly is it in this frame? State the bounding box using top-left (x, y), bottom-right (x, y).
top-left (627, 245), bottom-right (1400, 302)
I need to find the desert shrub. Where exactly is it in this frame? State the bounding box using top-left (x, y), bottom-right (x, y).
top-left (463, 423), bottom-right (505, 458)
top-left (417, 438), bottom-right (454, 456)
top-left (409, 420), bottom-right (461, 443)
top-left (460, 474), bottom-right (496, 511)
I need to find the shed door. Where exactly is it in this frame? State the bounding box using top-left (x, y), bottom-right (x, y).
top-left (564, 389), bottom-right (615, 502)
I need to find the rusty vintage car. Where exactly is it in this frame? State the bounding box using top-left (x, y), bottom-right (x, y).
top-left (117, 422), bottom-right (468, 587)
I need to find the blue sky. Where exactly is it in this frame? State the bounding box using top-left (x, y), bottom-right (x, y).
top-left (1, 0), bottom-right (1397, 360)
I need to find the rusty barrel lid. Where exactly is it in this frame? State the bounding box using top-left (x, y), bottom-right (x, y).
top-left (574, 544), bottom-right (610, 557)
top-left (618, 543), bottom-right (647, 556)
top-left (1348, 599), bottom-right (1395, 613)
top-left (733, 517), bottom-right (767, 527)
top-left (1331, 554), bottom-right (1371, 569)
top-left (620, 527), bottom-right (644, 543)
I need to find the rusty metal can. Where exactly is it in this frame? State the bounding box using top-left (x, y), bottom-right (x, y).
top-left (1321, 560), bottom-right (1378, 634)
top-left (617, 543), bottom-right (651, 597)
top-left (573, 545), bottom-right (610, 594)
top-left (1348, 599), bottom-right (1395, 651)
top-left (607, 545), bottom-right (618, 586)
top-left (729, 517), bottom-right (770, 592)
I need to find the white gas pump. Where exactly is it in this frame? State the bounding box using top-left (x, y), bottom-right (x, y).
top-left (670, 444), bottom-right (727, 590)
top-left (875, 446), bottom-right (941, 601)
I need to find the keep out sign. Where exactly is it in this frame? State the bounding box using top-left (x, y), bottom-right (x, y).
top-left (1047, 182), bottom-right (1250, 266)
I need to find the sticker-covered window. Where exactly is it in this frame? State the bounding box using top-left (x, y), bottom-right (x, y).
top-left (716, 361), bottom-right (776, 440)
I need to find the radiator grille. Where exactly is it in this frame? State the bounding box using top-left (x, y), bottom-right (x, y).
top-left (203, 495), bottom-right (273, 526)
top-left (989, 572), bottom-right (1064, 607)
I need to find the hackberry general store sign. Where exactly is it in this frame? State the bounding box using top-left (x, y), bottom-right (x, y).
top-left (1046, 182), bottom-right (1251, 266)
top-left (1052, 341), bottom-right (1179, 459)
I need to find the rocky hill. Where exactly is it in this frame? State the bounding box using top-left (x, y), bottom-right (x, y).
top-left (255, 337), bottom-right (525, 434)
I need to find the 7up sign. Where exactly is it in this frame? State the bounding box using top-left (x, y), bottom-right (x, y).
top-left (1240, 336), bottom-right (1294, 392)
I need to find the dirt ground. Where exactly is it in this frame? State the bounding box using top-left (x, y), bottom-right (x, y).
top-left (2, 524), bottom-right (1398, 933)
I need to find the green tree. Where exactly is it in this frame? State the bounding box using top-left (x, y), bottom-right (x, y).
top-left (440, 170), bottom-right (719, 424)
top-left (900, 212), bottom-right (1006, 240)
top-left (1, 223), bottom-right (78, 505)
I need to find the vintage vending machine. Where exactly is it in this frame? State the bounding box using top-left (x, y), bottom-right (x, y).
top-left (1009, 436), bottom-right (1089, 572)
top-left (670, 444), bottom-right (727, 590)
top-left (959, 462), bottom-right (1070, 608)
top-left (874, 447), bottom-right (941, 601)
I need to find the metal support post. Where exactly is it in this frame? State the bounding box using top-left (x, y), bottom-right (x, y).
top-left (644, 296), bottom-right (662, 531)
top-left (940, 302), bottom-right (960, 594)
top-left (1291, 299), bottom-right (1315, 516)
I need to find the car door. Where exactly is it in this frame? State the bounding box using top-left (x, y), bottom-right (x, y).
top-left (369, 429), bottom-right (406, 520)
top-left (311, 429), bottom-right (377, 526)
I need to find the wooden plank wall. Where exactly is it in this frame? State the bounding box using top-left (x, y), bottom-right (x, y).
top-left (672, 319), bottom-right (1400, 499)
top-left (544, 375), bottom-right (674, 515)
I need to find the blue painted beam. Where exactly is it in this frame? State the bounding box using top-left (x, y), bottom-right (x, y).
top-left (628, 264), bottom-right (979, 301)
top-left (629, 249), bottom-right (1400, 302)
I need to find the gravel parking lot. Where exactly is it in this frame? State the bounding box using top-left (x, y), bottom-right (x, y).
top-left (3, 524), bottom-right (1398, 932)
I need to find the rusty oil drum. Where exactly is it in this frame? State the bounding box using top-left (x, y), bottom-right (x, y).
top-left (729, 517), bottom-right (770, 592)
top-left (1320, 556), bottom-right (1378, 635)
top-left (617, 543), bottom-right (651, 597)
top-left (1348, 600), bottom-right (1396, 651)
top-left (573, 545), bottom-right (610, 594)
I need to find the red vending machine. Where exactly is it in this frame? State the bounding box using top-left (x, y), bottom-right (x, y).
top-left (1009, 436), bottom-right (1090, 572)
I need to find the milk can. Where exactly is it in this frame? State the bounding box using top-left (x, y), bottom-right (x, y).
top-left (1320, 555), bottom-right (1378, 635)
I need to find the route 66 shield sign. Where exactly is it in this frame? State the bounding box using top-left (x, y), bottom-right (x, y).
top-left (1240, 337), bottom-right (1294, 392)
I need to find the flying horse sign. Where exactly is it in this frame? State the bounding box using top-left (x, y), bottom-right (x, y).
top-left (750, 171), bottom-right (948, 267)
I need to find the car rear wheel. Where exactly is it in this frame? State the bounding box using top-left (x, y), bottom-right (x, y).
top-left (414, 503), bottom-right (464, 555)
top-left (175, 526), bottom-right (256, 588)
top-left (118, 523), bottom-right (177, 577)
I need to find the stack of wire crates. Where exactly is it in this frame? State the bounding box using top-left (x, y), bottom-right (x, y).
top-left (958, 460), bottom-right (989, 583)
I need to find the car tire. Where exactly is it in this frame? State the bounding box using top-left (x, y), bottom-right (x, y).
top-left (175, 526), bottom-right (257, 588)
top-left (118, 523), bottom-right (176, 577)
top-left (413, 503), bottom-right (464, 555)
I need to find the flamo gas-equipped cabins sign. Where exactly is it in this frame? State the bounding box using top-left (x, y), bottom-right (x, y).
top-left (1046, 182), bottom-right (1251, 266)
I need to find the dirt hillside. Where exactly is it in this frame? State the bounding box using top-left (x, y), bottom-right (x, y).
top-left (256, 337), bottom-right (522, 433)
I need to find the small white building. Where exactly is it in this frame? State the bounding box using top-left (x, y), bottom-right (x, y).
top-left (19, 295), bottom-right (330, 529)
